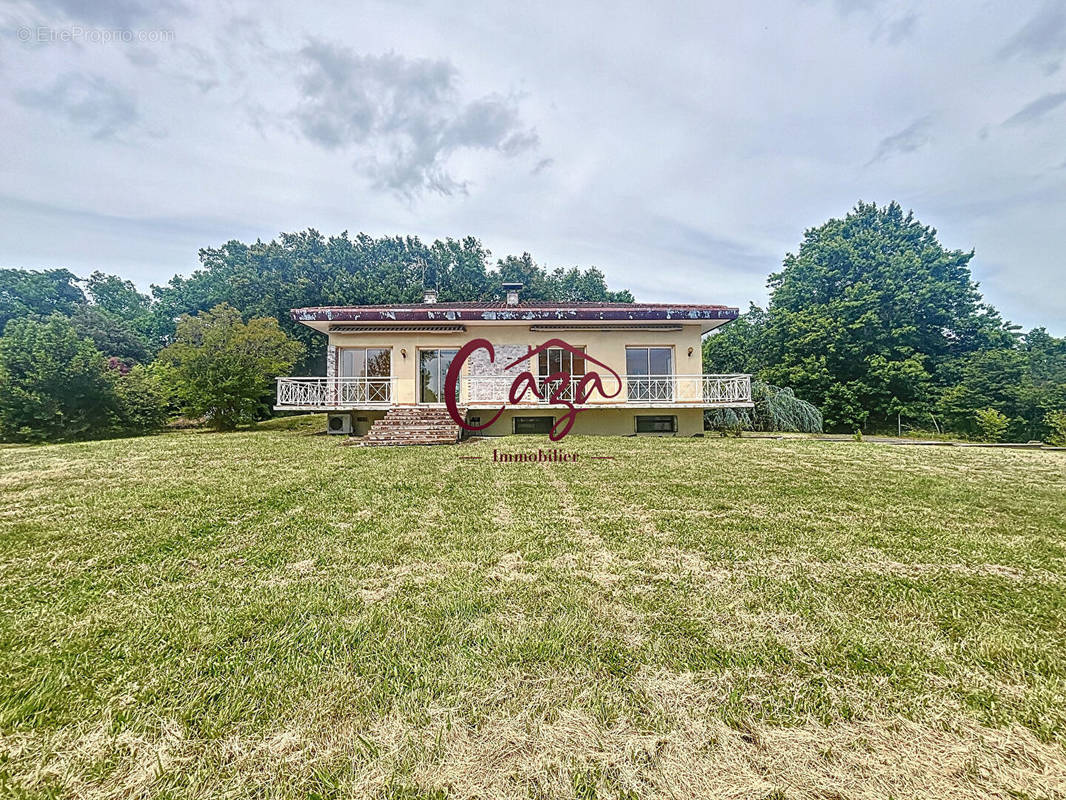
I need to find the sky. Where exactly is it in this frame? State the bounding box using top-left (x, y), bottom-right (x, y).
top-left (1, 0), bottom-right (1064, 333)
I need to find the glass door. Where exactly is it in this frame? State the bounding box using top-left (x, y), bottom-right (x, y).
top-left (625, 347), bottom-right (673, 401)
top-left (537, 346), bottom-right (585, 402)
top-left (419, 349), bottom-right (459, 403)
top-left (339, 347), bottom-right (392, 403)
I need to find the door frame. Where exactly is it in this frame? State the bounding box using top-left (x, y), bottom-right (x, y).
top-left (416, 347), bottom-right (460, 404)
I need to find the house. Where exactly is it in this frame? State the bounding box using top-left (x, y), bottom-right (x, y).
top-left (275, 284), bottom-right (753, 444)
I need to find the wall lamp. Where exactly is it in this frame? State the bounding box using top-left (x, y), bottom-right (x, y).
top-left (688, 347), bottom-right (694, 357)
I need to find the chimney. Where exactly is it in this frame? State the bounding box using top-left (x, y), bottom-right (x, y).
top-left (423, 288), bottom-right (438, 304)
top-left (502, 281), bottom-right (523, 306)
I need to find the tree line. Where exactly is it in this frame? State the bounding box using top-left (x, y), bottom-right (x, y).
top-left (1, 206), bottom-right (1063, 443)
top-left (703, 202), bottom-right (1066, 441)
top-left (0, 233), bottom-right (632, 441)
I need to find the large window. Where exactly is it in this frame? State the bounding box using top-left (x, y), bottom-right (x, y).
top-left (513, 416), bottom-right (554, 434)
top-left (419, 349), bottom-right (459, 403)
top-left (625, 347), bottom-right (673, 401)
top-left (338, 347), bottom-right (391, 402)
top-left (538, 345), bottom-right (585, 402)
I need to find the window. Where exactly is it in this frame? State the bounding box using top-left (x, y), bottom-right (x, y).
top-left (337, 347), bottom-right (391, 402)
top-left (537, 345), bottom-right (585, 402)
top-left (513, 416), bottom-right (554, 434)
top-left (419, 349), bottom-right (459, 403)
top-left (625, 347), bottom-right (673, 401)
top-left (635, 415), bottom-right (677, 433)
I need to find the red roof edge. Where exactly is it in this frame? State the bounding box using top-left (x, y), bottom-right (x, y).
top-left (290, 302), bottom-right (739, 324)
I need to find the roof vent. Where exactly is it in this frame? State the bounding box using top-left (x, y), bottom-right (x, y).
top-left (502, 281), bottom-right (523, 306)
top-left (422, 288), bottom-right (438, 304)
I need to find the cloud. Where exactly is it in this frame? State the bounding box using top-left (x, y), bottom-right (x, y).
top-left (865, 116), bottom-right (934, 165)
top-left (645, 217), bottom-right (778, 276)
top-left (998, 1), bottom-right (1066, 74)
top-left (15, 73), bottom-right (137, 139)
top-left (19, 0), bottom-right (187, 27)
top-left (1002, 90), bottom-right (1066, 126)
top-left (291, 40), bottom-right (539, 196)
top-left (871, 12), bottom-right (918, 45)
top-left (829, 1), bottom-right (919, 45)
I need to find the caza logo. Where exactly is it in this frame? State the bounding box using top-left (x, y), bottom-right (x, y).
top-left (443, 338), bottom-right (622, 441)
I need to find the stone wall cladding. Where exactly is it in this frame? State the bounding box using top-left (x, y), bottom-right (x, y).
top-left (467, 343), bottom-right (529, 402)
top-left (326, 344), bottom-right (337, 378)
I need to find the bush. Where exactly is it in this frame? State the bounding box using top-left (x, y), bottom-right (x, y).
top-left (111, 364), bottom-right (172, 435)
top-left (974, 407), bottom-right (1009, 442)
top-left (706, 381), bottom-right (823, 434)
top-left (1045, 410), bottom-right (1066, 446)
top-left (160, 304), bottom-right (304, 430)
top-left (0, 316), bottom-right (118, 442)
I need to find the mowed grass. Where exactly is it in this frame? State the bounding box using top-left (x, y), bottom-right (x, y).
top-left (1, 417), bottom-right (1065, 799)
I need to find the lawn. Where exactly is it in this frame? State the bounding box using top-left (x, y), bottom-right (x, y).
top-left (1, 417), bottom-right (1065, 799)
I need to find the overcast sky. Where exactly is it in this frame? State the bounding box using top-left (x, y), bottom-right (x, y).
top-left (1, 0), bottom-right (1064, 332)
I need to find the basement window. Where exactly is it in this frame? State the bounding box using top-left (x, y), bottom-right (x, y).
top-left (635, 415), bottom-right (677, 434)
top-left (513, 416), bottom-right (554, 434)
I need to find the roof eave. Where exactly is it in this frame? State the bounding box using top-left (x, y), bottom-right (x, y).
top-left (290, 307), bottom-right (740, 326)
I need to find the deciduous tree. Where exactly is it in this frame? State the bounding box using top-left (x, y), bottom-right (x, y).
top-left (160, 304), bottom-right (304, 430)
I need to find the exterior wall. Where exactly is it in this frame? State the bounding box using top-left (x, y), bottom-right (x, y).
top-left (326, 322), bottom-right (705, 406)
top-left (469, 407), bottom-right (705, 437)
top-left (325, 344), bottom-right (337, 378)
top-left (350, 409), bottom-right (386, 436)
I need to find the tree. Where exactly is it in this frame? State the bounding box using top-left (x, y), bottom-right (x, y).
top-left (151, 231), bottom-right (633, 374)
top-left (705, 381), bottom-right (823, 434)
top-left (160, 304), bottom-right (304, 430)
top-left (761, 201), bottom-right (1014, 431)
top-left (85, 271), bottom-right (151, 320)
top-left (703, 304), bottom-right (769, 375)
top-left (0, 316), bottom-right (116, 442)
top-left (69, 305), bottom-right (151, 363)
top-left (84, 271), bottom-right (160, 344)
top-left (111, 364), bottom-right (171, 434)
top-left (0, 268), bottom-right (85, 330)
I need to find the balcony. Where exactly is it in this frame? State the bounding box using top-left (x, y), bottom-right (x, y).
top-left (463, 373), bottom-right (751, 407)
top-left (276, 374), bottom-right (752, 410)
top-left (275, 376), bottom-right (393, 409)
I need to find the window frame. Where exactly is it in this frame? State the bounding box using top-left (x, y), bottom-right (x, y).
top-left (418, 348), bottom-right (460, 404)
top-left (513, 416), bottom-right (555, 434)
top-left (634, 414), bottom-right (678, 434)
top-left (537, 345), bottom-right (585, 403)
top-left (625, 346), bottom-right (675, 402)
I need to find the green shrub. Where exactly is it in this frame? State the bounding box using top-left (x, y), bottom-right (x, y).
top-left (1045, 410), bottom-right (1066, 446)
top-left (0, 316), bottom-right (118, 442)
top-left (974, 407), bottom-right (1009, 442)
top-left (111, 364), bottom-right (172, 435)
top-left (160, 304), bottom-right (304, 430)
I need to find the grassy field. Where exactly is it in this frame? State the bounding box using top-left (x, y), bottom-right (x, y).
top-left (1, 417), bottom-right (1065, 799)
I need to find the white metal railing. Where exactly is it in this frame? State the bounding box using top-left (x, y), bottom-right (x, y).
top-left (702, 374), bottom-right (752, 404)
top-left (276, 374), bottom-right (752, 408)
top-left (276, 376), bottom-right (393, 407)
top-left (461, 374), bottom-right (751, 406)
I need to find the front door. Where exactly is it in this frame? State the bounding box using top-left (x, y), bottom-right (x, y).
top-left (419, 349), bottom-right (458, 403)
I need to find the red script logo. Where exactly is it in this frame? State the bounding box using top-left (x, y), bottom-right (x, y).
top-left (443, 338), bottom-right (622, 441)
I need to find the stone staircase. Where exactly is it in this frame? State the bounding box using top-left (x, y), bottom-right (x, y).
top-left (361, 406), bottom-right (465, 446)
